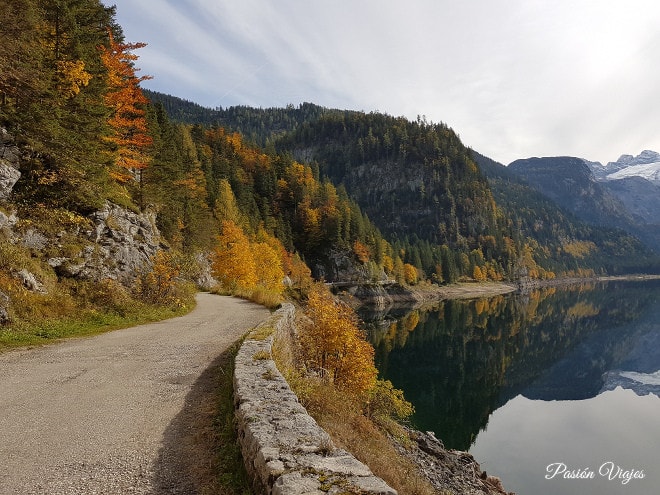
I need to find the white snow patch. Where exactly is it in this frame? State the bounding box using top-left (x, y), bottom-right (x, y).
top-left (619, 369), bottom-right (660, 386)
top-left (606, 161), bottom-right (660, 183)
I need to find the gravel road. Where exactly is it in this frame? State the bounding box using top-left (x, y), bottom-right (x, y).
top-left (0, 293), bottom-right (269, 494)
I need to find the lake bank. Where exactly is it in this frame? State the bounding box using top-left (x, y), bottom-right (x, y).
top-left (341, 274), bottom-right (660, 309)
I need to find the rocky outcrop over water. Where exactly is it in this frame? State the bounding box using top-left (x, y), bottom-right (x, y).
top-left (393, 427), bottom-right (515, 495)
top-left (234, 304), bottom-right (397, 495)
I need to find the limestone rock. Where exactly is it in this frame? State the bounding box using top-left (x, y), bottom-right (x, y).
top-left (0, 210), bottom-right (18, 232)
top-left (0, 289), bottom-right (9, 325)
top-left (14, 269), bottom-right (45, 293)
top-left (0, 160), bottom-right (20, 200)
top-left (193, 252), bottom-right (218, 290)
top-left (0, 128), bottom-right (21, 200)
top-left (51, 202), bottom-right (162, 285)
top-left (21, 229), bottom-right (49, 250)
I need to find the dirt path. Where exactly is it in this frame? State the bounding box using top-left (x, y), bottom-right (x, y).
top-left (0, 293), bottom-right (269, 494)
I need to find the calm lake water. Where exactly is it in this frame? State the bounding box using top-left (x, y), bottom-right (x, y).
top-left (364, 280), bottom-right (660, 495)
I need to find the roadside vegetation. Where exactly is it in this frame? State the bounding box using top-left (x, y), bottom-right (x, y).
top-left (0, 248), bottom-right (195, 351)
top-left (270, 282), bottom-right (436, 495)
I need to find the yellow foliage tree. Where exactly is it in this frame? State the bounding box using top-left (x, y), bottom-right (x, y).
top-left (353, 240), bottom-right (371, 263)
top-left (56, 59), bottom-right (91, 98)
top-left (301, 285), bottom-right (377, 396)
top-left (214, 178), bottom-right (243, 225)
top-left (403, 263), bottom-right (418, 285)
top-left (252, 241), bottom-right (284, 294)
top-left (212, 220), bottom-right (257, 291)
top-left (472, 265), bottom-right (487, 281)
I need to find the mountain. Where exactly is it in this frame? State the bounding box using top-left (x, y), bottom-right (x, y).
top-left (507, 157), bottom-right (635, 229)
top-left (474, 152), bottom-right (657, 274)
top-left (148, 91), bottom-right (660, 278)
top-left (589, 150), bottom-right (660, 182)
top-left (507, 155), bottom-right (660, 253)
top-left (586, 151), bottom-right (660, 247)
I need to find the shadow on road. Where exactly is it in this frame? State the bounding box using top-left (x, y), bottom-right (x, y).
top-left (150, 341), bottom-right (250, 494)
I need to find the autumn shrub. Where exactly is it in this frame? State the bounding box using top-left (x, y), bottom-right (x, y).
top-left (75, 278), bottom-right (134, 315)
top-left (133, 250), bottom-right (193, 307)
top-left (299, 284), bottom-right (377, 397)
top-left (270, 287), bottom-right (429, 495)
top-left (248, 286), bottom-right (282, 310)
top-left (365, 379), bottom-right (415, 434)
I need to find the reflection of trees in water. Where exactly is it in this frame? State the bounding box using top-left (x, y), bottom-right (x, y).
top-left (365, 281), bottom-right (660, 450)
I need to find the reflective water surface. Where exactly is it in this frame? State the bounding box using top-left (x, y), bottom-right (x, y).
top-left (364, 280), bottom-right (660, 494)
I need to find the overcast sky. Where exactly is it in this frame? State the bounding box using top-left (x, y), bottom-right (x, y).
top-left (107, 0), bottom-right (660, 165)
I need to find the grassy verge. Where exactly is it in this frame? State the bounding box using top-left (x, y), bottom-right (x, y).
top-left (213, 340), bottom-right (253, 494)
top-left (294, 381), bottom-right (436, 495)
top-left (0, 300), bottom-right (194, 351)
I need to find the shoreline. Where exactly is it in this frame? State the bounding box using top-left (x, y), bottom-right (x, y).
top-left (343, 273), bottom-right (660, 308)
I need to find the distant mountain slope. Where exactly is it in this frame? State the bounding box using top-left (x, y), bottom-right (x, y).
top-left (144, 90), bottom-right (333, 146)
top-left (601, 177), bottom-right (660, 225)
top-left (507, 156), bottom-right (660, 253)
top-left (507, 156), bottom-right (635, 229)
top-left (473, 152), bottom-right (657, 273)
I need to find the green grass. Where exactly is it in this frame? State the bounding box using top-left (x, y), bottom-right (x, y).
top-left (0, 302), bottom-right (194, 352)
top-left (214, 340), bottom-right (254, 494)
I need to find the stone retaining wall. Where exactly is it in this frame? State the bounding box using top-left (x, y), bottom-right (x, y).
top-left (234, 303), bottom-right (397, 495)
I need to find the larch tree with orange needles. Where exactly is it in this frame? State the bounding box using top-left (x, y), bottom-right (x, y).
top-left (99, 30), bottom-right (152, 199)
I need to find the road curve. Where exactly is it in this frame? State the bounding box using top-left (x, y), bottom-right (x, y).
top-left (0, 293), bottom-right (269, 494)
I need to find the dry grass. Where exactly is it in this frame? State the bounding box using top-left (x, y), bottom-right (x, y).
top-left (272, 310), bottom-right (436, 494)
top-left (300, 382), bottom-right (436, 495)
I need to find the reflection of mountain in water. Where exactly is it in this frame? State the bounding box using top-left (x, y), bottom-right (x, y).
top-left (600, 319), bottom-right (660, 396)
top-left (367, 280), bottom-right (660, 450)
top-left (514, 304), bottom-right (660, 401)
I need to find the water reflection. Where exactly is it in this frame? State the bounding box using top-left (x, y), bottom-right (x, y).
top-left (364, 280), bottom-right (660, 451)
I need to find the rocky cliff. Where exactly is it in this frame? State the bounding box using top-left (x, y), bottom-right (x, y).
top-left (0, 128), bottom-right (175, 323)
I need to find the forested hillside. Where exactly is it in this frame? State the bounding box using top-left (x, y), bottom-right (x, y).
top-left (142, 91), bottom-right (660, 281)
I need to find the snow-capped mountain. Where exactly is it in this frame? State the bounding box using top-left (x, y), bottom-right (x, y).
top-left (606, 160), bottom-right (660, 183)
top-left (589, 150), bottom-right (660, 183)
top-left (501, 150), bottom-right (660, 252)
top-left (582, 150), bottom-right (660, 238)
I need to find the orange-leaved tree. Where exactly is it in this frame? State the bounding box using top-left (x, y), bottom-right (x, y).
top-left (99, 30), bottom-right (152, 187)
top-left (300, 284), bottom-right (377, 396)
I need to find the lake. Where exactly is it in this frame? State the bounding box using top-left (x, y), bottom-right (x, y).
top-left (364, 279), bottom-right (660, 495)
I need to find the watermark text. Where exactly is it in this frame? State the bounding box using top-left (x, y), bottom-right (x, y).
top-left (545, 462), bottom-right (645, 485)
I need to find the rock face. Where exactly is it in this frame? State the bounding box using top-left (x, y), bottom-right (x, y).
top-left (0, 128), bottom-right (21, 200)
top-left (234, 305), bottom-right (397, 495)
top-left (393, 428), bottom-right (515, 495)
top-left (49, 202), bottom-right (161, 284)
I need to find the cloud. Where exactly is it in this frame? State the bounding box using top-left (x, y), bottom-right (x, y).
top-left (109, 0), bottom-right (660, 165)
